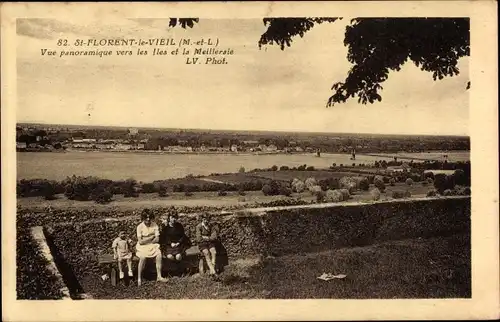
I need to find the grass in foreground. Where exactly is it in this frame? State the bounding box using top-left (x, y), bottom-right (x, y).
top-left (16, 226), bottom-right (67, 299)
top-left (81, 233), bottom-right (470, 299)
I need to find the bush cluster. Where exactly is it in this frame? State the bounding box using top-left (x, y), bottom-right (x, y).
top-left (17, 179), bottom-right (64, 198)
top-left (392, 190), bottom-right (411, 199)
top-left (324, 189), bottom-right (350, 202)
top-left (374, 175), bottom-right (386, 192)
top-left (262, 180), bottom-right (291, 196)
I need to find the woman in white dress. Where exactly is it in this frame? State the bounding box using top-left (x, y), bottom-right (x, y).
top-left (136, 209), bottom-right (167, 285)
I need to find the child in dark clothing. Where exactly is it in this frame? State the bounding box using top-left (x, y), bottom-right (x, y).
top-left (195, 213), bottom-right (219, 275)
top-left (161, 213), bottom-right (190, 262)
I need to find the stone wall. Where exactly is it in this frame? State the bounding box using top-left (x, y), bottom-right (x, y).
top-left (46, 197), bottom-right (471, 280)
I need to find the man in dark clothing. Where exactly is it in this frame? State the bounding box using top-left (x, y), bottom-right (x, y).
top-left (161, 213), bottom-right (190, 262)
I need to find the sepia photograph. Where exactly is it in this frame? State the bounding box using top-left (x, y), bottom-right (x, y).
top-left (2, 1), bottom-right (498, 321)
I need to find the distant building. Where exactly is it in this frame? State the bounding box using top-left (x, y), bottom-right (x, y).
top-left (387, 166), bottom-right (406, 173)
top-left (73, 142), bottom-right (93, 149)
top-left (243, 140), bottom-right (259, 145)
top-left (73, 138), bottom-right (96, 143)
top-left (16, 142), bottom-right (27, 149)
top-left (230, 144), bottom-right (238, 152)
top-left (95, 143), bottom-right (115, 150)
top-left (128, 128), bottom-right (139, 136)
top-left (423, 169), bottom-right (456, 176)
top-left (115, 143), bottom-right (132, 150)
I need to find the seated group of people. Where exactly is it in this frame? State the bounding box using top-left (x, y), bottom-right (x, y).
top-left (111, 209), bottom-right (220, 286)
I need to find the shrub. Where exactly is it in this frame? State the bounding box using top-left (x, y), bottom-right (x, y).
top-left (279, 186), bottom-right (292, 197)
top-left (325, 189), bottom-right (343, 202)
top-left (427, 177), bottom-right (434, 184)
top-left (43, 184), bottom-right (57, 200)
top-left (309, 185), bottom-right (323, 196)
top-left (90, 186), bottom-right (113, 204)
top-left (238, 166), bottom-right (246, 173)
top-left (158, 187), bottom-right (168, 197)
top-left (404, 190), bottom-right (412, 198)
top-left (218, 190), bottom-right (228, 196)
top-left (184, 191), bottom-right (194, 197)
top-left (358, 178), bottom-right (369, 191)
top-left (63, 176), bottom-right (99, 201)
top-left (392, 190), bottom-right (405, 199)
top-left (262, 184), bottom-right (273, 196)
top-left (410, 174), bottom-right (421, 182)
top-left (434, 173), bottom-right (455, 194)
top-left (319, 177), bottom-right (340, 191)
top-left (271, 165), bottom-right (278, 171)
top-left (315, 190), bottom-right (326, 202)
top-left (374, 176), bottom-right (386, 192)
top-left (389, 178), bottom-right (396, 186)
top-left (279, 165), bottom-right (290, 171)
top-left (141, 183), bottom-right (157, 194)
top-left (462, 187), bottom-right (471, 196)
top-left (453, 169), bottom-right (467, 185)
top-left (17, 179), bottom-right (64, 198)
top-left (304, 177), bottom-right (318, 189)
top-left (123, 178), bottom-right (139, 198)
top-left (338, 188), bottom-right (350, 201)
top-left (443, 189), bottom-right (454, 196)
top-left (370, 188), bottom-right (381, 201)
top-left (292, 180), bottom-right (306, 193)
top-left (427, 190), bottom-right (438, 197)
top-left (306, 166), bottom-right (315, 171)
top-left (339, 176), bottom-right (356, 191)
top-left (269, 180), bottom-right (281, 195)
top-left (238, 188), bottom-right (246, 196)
top-left (257, 198), bottom-right (310, 208)
top-left (318, 179), bottom-right (329, 191)
top-left (405, 178), bottom-right (414, 186)
top-left (382, 176), bottom-right (390, 184)
top-left (424, 172), bottom-right (435, 180)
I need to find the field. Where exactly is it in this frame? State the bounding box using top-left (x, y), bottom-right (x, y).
top-left (16, 151), bottom-right (470, 182)
top-left (16, 182), bottom-right (437, 211)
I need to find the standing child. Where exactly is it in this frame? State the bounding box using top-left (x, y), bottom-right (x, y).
top-left (112, 231), bottom-right (134, 279)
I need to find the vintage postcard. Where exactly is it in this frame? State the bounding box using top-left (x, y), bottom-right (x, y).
top-left (1, 1), bottom-right (498, 321)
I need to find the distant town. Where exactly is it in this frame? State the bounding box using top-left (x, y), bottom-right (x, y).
top-left (16, 123), bottom-right (470, 154)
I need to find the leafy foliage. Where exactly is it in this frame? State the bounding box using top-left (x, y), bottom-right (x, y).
top-left (258, 18), bottom-right (340, 50)
top-left (171, 17), bottom-right (469, 106)
top-left (328, 18), bottom-right (470, 106)
top-left (168, 18), bottom-right (199, 29)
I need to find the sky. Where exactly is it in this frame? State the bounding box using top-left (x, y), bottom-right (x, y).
top-left (16, 17), bottom-right (470, 135)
